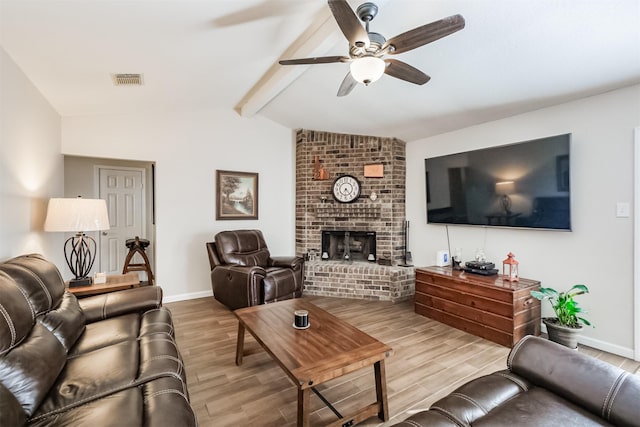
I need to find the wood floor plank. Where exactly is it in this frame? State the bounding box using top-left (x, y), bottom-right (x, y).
top-left (167, 295), bottom-right (639, 426)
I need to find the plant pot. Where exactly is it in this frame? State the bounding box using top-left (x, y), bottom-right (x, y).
top-left (543, 318), bottom-right (582, 349)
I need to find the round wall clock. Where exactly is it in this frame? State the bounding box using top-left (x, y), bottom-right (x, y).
top-left (332, 175), bottom-right (361, 203)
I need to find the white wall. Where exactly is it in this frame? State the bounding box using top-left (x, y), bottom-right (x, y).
top-left (407, 84), bottom-right (640, 357)
top-left (61, 110), bottom-right (295, 301)
top-left (0, 48), bottom-right (64, 264)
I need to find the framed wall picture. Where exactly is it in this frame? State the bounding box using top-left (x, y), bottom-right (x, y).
top-left (216, 170), bottom-right (259, 220)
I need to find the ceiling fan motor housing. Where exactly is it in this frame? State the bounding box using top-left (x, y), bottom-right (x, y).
top-left (350, 32), bottom-right (386, 57)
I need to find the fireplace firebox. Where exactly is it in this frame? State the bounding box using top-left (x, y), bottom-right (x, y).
top-left (321, 230), bottom-right (376, 262)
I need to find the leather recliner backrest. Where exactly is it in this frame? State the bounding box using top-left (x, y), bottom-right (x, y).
top-left (508, 335), bottom-right (640, 426)
top-left (0, 254), bottom-right (86, 353)
top-left (215, 230), bottom-right (271, 267)
top-left (0, 270), bottom-right (67, 418)
top-left (0, 254), bottom-right (66, 317)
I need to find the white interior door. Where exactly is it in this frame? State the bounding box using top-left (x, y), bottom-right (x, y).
top-left (99, 168), bottom-right (145, 275)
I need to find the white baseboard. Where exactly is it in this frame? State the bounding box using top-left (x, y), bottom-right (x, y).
top-left (541, 324), bottom-right (634, 359)
top-left (163, 289), bottom-right (213, 304)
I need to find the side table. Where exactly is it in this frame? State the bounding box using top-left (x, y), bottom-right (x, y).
top-left (66, 272), bottom-right (142, 297)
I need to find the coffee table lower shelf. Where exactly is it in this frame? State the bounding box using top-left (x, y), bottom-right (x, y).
top-left (234, 299), bottom-right (392, 427)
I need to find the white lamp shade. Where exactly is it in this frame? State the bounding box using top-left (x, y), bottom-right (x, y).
top-left (495, 180), bottom-right (516, 194)
top-left (44, 198), bottom-right (110, 232)
top-left (350, 57), bottom-right (386, 85)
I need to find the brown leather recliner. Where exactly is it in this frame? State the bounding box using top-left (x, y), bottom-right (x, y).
top-left (206, 229), bottom-right (304, 310)
top-left (392, 335), bottom-right (640, 426)
top-left (0, 254), bottom-right (196, 426)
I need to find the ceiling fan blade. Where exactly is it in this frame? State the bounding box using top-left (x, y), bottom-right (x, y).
top-left (337, 72), bottom-right (357, 97)
top-left (328, 0), bottom-right (370, 48)
top-left (383, 14), bottom-right (465, 55)
top-left (384, 59), bottom-right (431, 85)
top-left (279, 56), bottom-right (350, 65)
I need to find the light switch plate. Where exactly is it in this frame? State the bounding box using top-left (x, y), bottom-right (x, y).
top-left (616, 202), bottom-right (630, 218)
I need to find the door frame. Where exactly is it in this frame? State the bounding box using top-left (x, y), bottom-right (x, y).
top-left (94, 165), bottom-right (148, 273)
top-left (634, 127), bottom-right (639, 361)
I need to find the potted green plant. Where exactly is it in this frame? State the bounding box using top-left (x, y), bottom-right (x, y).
top-left (530, 284), bottom-right (592, 349)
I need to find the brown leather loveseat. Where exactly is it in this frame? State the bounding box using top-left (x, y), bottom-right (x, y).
top-left (206, 229), bottom-right (303, 310)
top-left (0, 254), bottom-right (196, 426)
top-left (393, 335), bottom-right (639, 426)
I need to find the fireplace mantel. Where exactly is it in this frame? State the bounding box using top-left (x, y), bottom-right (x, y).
top-left (313, 203), bottom-right (381, 219)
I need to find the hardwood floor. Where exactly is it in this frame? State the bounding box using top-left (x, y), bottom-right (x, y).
top-left (166, 296), bottom-right (640, 427)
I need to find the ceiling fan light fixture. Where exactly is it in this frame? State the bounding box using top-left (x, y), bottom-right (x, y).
top-left (350, 56), bottom-right (385, 85)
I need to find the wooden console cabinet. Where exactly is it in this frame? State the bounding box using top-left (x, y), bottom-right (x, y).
top-left (415, 266), bottom-right (541, 347)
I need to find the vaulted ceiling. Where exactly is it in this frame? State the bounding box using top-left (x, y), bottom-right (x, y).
top-left (2, 0), bottom-right (639, 141)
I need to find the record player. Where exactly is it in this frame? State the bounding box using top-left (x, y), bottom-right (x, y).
top-left (463, 260), bottom-right (498, 276)
top-left (464, 260), bottom-right (495, 270)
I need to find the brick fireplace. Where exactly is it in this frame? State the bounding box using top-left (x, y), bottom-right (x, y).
top-left (295, 129), bottom-right (415, 302)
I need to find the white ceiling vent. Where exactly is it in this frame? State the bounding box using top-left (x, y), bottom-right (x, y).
top-left (111, 73), bottom-right (144, 86)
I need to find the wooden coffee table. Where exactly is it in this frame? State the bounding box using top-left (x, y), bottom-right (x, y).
top-left (234, 299), bottom-right (392, 427)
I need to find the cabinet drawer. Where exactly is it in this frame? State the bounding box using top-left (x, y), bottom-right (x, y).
top-left (415, 303), bottom-right (514, 347)
top-left (416, 281), bottom-right (514, 317)
top-left (415, 292), bottom-right (513, 332)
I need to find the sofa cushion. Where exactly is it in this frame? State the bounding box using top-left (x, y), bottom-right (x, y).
top-left (38, 293), bottom-right (85, 352)
top-left (0, 323), bottom-right (66, 416)
top-left (28, 376), bottom-right (195, 427)
top-left (28, 386), bottom-right (142, 427)
top-left (34, 341), bottom-right (140, 418)
top-left (67, 314), bottom-right (140, 357)
top-left (473, 387), bottom-right (613, 427)
top-left (68, 307), bottom-right (174, 357)
top-left (33, 331), bottom-right (185, 420)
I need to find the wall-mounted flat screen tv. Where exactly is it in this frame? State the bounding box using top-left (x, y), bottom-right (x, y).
top-left (425, 133), bottom-right (571, 230)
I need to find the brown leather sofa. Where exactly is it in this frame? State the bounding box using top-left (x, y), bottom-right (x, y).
top-left (392, 335), bottom-right (639, 426)
top-left (0, 254), bottom-right (196, 426)
top-left (206, 229), bottom-right (303, 310)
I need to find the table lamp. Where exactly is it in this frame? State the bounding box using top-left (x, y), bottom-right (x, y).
top-left (44, 197), bottom-right (110, 287)
top-left (495, 180), bottom-right (516, 215)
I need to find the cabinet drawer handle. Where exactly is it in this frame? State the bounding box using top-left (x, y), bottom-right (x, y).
top-left (524, 298), bottom-right (533, 305)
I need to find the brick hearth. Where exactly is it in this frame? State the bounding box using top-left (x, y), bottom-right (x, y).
top-left (295, 129), bottom-right (415, 302)
top-left (304, 261), bottom-right (415, 302)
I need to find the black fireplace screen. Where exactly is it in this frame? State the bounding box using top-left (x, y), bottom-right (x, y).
top-left (321, 230), bottom-right (376, 262)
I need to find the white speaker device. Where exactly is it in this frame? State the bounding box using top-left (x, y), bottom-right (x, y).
top-left (436, 250), bottom-right (450, 267)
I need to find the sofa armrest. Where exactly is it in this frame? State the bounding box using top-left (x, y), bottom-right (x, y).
top-left (79, 286), bottom-right (163, 323)
top-left (211, 265), bottom-right (266, 310)
top-left (270, 256), bottom-right (303, 270)
top-left (508, 335), bottom-right (640, 426)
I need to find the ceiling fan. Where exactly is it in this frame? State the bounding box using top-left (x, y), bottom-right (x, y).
top-left (278, 0), bottom-right (465, 96)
